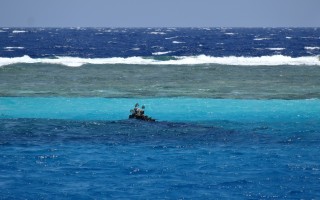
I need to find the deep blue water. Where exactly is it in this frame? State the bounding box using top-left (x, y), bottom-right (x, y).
top-left (1, 27), bottom-right (320, 58)
top-left (1, 118), bottom-right (319, 199)
top-left (0, 28), bottom-right (320, 199)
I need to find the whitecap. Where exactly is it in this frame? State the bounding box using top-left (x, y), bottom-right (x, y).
top-left (131, 48), bottom-right (140, 51)
top-left (4, 47), bottom-right (25, 50)
top-left (149, 32), bottom-right (166, 35)
top-left (225, 33), bottom-right (236, 35)
top-left (304, 47), bottom-right (320, 50)
top-left (267, 48), bottom-right (285, 51)
top-left (172, 41), bottom-right (185, 44)
top-left (254, 38), bottom-right (271, 41)
top-left (165, 36), bottom-right (179, 40)
top-left (72, 27), bottom-right (85, 30)
top-left (286, 37), bottom-right (292, 39)
top-left (12, 30), bottom-right (27, 33)
top-left (152, 51), bottom-right (172, 55)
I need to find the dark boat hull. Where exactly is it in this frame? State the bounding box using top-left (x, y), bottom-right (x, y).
top-left (129, 114), bottom-right (155, 122)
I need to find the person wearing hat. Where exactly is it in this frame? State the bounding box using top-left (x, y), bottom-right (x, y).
top-left (129, 103), bottom-right (155, 121)
top-left (133, 103), bottom-right (142, 116)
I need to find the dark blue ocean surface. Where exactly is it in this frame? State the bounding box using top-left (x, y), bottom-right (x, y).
top-left (0, 27), bottom-right (320, 58)
top-left (1, 117), bottom-right (319, 199)
top-left (1, 28), bottom-right (320, 199)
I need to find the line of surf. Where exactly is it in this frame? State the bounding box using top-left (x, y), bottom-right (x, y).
top-left (0, 55), bottom-right (319, 67)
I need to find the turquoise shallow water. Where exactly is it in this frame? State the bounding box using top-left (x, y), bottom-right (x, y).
top-left (1, 97), bottom-right (319, 122)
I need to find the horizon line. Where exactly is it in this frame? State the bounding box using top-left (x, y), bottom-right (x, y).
top-left (1, 26), bottom-right (320, 29)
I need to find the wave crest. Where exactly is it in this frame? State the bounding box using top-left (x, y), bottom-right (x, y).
top-left (0, 55), bottom-right (319, 67)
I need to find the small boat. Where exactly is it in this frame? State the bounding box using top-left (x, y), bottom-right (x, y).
top-left (129, 113), bottom-right (155, 122)
top-left (129, 103), bottom-right (155, 121)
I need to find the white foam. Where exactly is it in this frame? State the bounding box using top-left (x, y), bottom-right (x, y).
top-left (4, 47), bottom-right (25, 50)
top-left (1, 55), bottom-right (320, 67)
top-left (149, 32), bottom-right (166, 35)
top-left (254, 38), bottom-right (271, 41)
top-left (152, 51), bottom-right (172, 55)
top-left (286, 37), bottom-right (292, 39)
top-left (225, 33), bottom-right (236, 35)
top-left (165, 36), bottom-right (179, 40)
top-left (267, 48), bottom-right (285, 51)
top-left (172, 41), bottom-right (185, 44)
top-left (305, 47), bottom-right (320, 50)
top-left (12, 30), bottom-right (27, 33)
top-left (131, 48), bottom-right (140, 51)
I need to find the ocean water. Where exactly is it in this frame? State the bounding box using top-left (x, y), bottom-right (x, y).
top-left (1, 28), bottom-right (320, 199)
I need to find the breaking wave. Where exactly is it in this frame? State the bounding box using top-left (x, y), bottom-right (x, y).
top-left (254, 38), bottom-right (271, 41)
top-left (152, 51), bottom-right (173, 55)
top-left (0, 55), bottom-right (319, 67)
top-left (266, 48), bottom-right (285, 51)
top-left (12, 30), bottom-right (27, 33)
top-left (305, 47), bottom-right (320, 50)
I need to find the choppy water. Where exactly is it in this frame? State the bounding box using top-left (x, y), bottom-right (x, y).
top-left (1, 118), bottom-right (319, 199)
top-left (1, 27), bottom-right (320, 58)
top-left (0, 28), bottom-right (320, 199)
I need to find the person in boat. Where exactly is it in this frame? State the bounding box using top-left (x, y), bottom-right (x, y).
top-left (133, 103), bottom-right (142, 116)
top-left (140, 105), bottom-right (145, 115)
top-left (129, 103), bottom-right (154, 121)
top-left (129, 103), bottom-right (141, 118)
